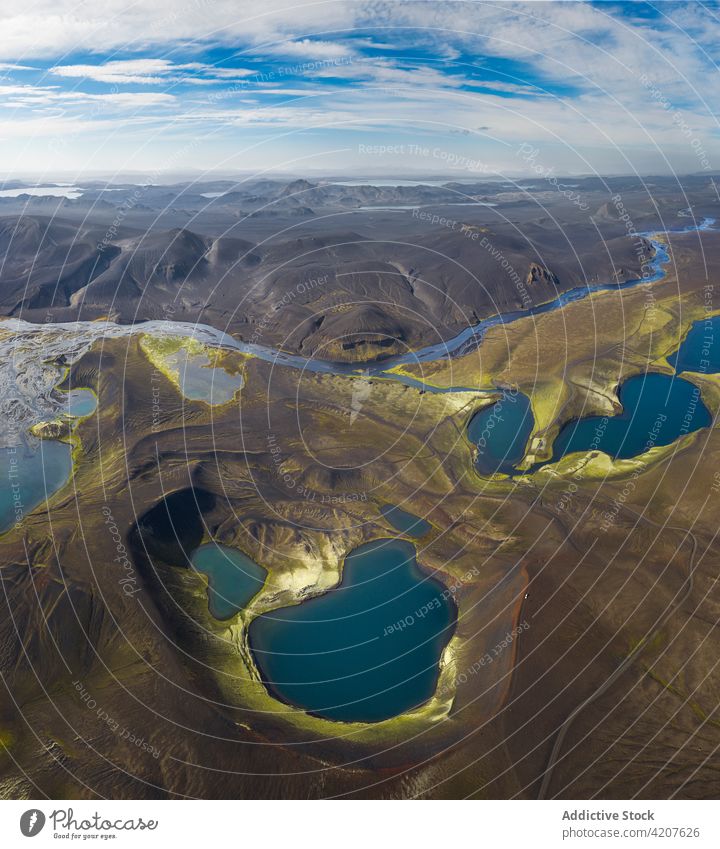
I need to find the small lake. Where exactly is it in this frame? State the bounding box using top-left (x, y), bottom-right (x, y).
top-left (64, 389), bottom-right (97, 417)
top-left (531, 372), bottom-right (712, 471)
top-left (0, 384), bottom-right (97, 534)
top-left (468, 390), bottom-right (534, 475)
top-left (468, 373), bottom-right (712, 476)
top-left (191, 542), bottom-right (267, 620)
top-left (356, 202), bottom-right (497, 211)
top-left (0, 185), bottom-right (83, 199)
top-left (668, 315), bottom-right (720, 374)
top-left (170, 349), bottom-right (244, 404)
top-left (0, 441), bottom-right (72, 533)
top-left (380, 504), bottom-right (431, 538)
top-left (541, 372), bottom-right (711, 467)
top-left (249, 538), bottom-right (456, 723)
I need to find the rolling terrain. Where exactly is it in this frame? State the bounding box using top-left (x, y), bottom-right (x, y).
top-left (0, 177), bottom-right (719, 799)
top-left (3, 174), bottom-right (716, 360)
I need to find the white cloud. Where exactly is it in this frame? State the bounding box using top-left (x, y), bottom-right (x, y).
top-left (0, 1), bottom-right (362, 58)
top-left (0, 62), bottom-right (35, 70)
top-left (50, 58), bottom-right (253, 85)
top-left (0, 1), bottom-right (718, 175)
top-left (51, 59), bottom-right (177, 84)
top-left (257, 38), bottom-right (355, 60)
top-left (0, 81), bottom-right (175, 110)
top-left (204, 67), bottom-right (256, 79)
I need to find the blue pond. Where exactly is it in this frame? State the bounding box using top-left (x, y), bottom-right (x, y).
top-left (467, 373), bottom-right (712, 476)
top-left (0, 386), bottom-right (97, 534)
top-left (172, 349), bottom-right (244, 404)
top-left (191, 542), bottom-right (267, 620)
top-left (249, 538), bottom-right (456, 722)
top-left (468, 390), bottom-right (534, 475)
top-left (64, 389), bottom-right (97, 417)
top-left (0, 441), bottom-right (73, 534)
top-left (542, 372), bottom-right (711, 467)
top-left (380, 504), bottom-right (432, 537)
top-left (668, 315), bottom-right (720, 375)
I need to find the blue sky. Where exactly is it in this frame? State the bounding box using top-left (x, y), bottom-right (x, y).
top-left (0, 1), bottom-right (718, 179)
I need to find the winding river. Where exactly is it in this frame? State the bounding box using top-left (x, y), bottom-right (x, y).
top-left (1, 218), bottom-right (713, 425)
top-left (0, 217), bottom-right (714, 526)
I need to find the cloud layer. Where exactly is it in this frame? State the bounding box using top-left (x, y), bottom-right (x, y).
top-left (0, 1), bottom-right (717, 176)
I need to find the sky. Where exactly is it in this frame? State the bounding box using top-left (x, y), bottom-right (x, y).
top-left (0, 0), bottom-right (719, 180)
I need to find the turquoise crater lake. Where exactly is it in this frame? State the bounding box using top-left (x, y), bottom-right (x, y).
top-left (0, 386), bottom-right (99, 534)
top-left (541, 372), bottom-right (711, 467)
top-left (191, 542), bottom-right (267, 620)
top-left (668, 314), bottom-right (720, 375)
top-left (248, 538), bottom-right (456, 723)
top-left (0, 441), bottom-right (73, 534)
top-left (467, 373), bottom-right (712, 476)
top-left (379, 504), bottom-right (432, 538)
top-left (468, 389), bottom-right (534, 476)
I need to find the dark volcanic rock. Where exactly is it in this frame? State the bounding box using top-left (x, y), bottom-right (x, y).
top-left (0, 192), bottom-right (654, 361)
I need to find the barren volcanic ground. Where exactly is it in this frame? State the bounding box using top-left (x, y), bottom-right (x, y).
top-left (2, 173), bottom-right (717, 361)
top-left (0, 178), bottom-right (719, 799)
